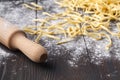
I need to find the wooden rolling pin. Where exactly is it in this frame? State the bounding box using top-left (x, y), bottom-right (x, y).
top-left (0, 17), bottom-right (47, 63)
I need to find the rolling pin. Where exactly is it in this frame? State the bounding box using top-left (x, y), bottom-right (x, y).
top-left (0, 17), bottom-right (47, 63)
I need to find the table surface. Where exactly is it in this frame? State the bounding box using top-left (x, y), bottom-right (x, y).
top-left (1, 0), bottom-right (120, 80)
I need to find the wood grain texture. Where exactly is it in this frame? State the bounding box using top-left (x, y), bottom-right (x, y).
top-left (1, 0), bottom-right (120, 80)
top-left (0, 0), bottom-right (35, 80)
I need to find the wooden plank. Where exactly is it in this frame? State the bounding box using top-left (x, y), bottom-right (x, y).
top-left (36, 0), bottom-right (96, 80)
top-left (0, 1), bottom-right (35, 26)
top-left (83, 26), bottom-right (120, 79)
top-left (1, 0), bottom-right (20, 1)
top-left (0, 54), bottom-right (6, 80)
top-left (36, 0), bottom-right (120, 80)
top-left (0, 1), bottom-right (36, 80)
top-left (23, 0), bottom-right (35, 3)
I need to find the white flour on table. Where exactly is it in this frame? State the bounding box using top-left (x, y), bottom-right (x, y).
top-left (0, 1), bottom-right (35, 61)
top-left (0, 1), bottom-right (120, 68)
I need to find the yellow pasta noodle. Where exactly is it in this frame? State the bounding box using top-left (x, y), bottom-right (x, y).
top-left (23, 0), bottom-right (120, 49)
top-left (23, 2), bottom-right (42, 10)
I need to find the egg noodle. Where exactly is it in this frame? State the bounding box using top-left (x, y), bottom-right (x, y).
top-left (23, 0), bottom-right (120, 49)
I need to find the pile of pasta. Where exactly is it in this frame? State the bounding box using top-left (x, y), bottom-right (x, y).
top-left (24, 0), bottom-right (120, 49)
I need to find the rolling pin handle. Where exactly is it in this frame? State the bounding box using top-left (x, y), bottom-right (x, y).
top-left (0, 17), bottom-right (47, 63)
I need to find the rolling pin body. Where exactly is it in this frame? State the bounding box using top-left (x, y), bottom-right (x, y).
top-left (0, 17), bottom-right (47, 63)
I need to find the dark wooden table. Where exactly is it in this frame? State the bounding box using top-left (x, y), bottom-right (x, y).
top-left (1, 0), bottom-right (120, 80)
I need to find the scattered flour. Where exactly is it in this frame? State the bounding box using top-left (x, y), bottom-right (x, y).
top-left (0, 47), bottom-right (11, 61)
top-left (0, 1), bottom-right (35, 61)
top-left (0, 1), bottom-right (35, 28)
top-left (38, 0), bottom-right (120, 67)
top-left (0, 1), bottom-right (120, 68)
